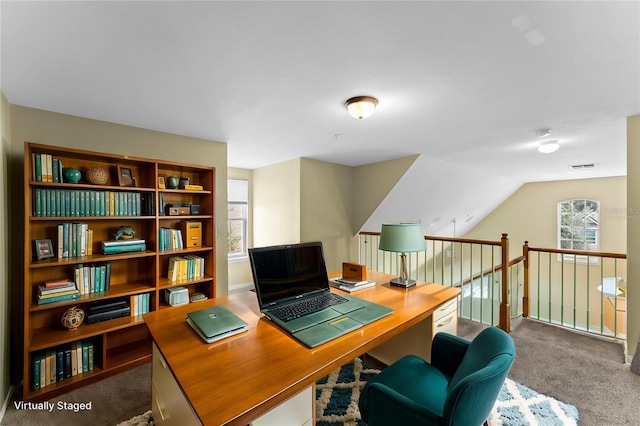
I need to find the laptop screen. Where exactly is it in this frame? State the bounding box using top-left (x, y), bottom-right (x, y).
top-left (249, 242), bottom-right (330, 309)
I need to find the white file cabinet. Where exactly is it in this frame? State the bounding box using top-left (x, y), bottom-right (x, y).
top-left (367, 297), bottom-right (458, 365)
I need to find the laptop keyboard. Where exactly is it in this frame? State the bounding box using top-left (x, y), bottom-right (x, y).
top-left (270, 292), bottom-right (348, 322)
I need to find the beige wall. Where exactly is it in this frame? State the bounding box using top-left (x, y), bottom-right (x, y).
top-left (627, 116), bottom-right (640, 359)
top-left (300, 158), bottom-right (355, 270)
top-left (252, 158), bottom-right (301, 247)
top-left (466, 176), bottom-right (627, 258)
top-left (227, 168), bottom-right (254, 289)
top-left (230, 155), bottom-right (416, 287)
top-left (0, 94), bottom-right (11, 408)
top-left (8, 105), bottom-right (229, 295)
top-left (351, 155), bottom-right (419, 233)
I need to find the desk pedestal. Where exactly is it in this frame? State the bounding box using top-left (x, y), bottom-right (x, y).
top-left (152, 343), bottom-right (314, 426)
top-left (367, 297), bottom-right (458, 365)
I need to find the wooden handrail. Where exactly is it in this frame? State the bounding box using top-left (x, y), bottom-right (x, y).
top-left (359, 231), bottom-right (502, 247)
top-left (525, 244), bottom-right (626, 259)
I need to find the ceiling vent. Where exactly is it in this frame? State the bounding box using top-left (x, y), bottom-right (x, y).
top-left (570, 163), bottom-right (597, 170)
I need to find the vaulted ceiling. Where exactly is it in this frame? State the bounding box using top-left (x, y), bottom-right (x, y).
top-left (2, 1), bottom-right (638, 236)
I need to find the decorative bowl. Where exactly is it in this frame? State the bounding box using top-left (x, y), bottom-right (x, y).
top-left (86, 166), bottom-right (109, 185)
top-left (166, 175), bottom-right (180, 189)
top-left (61, 306), bottom-right (85, 330)
top-left (63, 167), bottom-right (81, 183)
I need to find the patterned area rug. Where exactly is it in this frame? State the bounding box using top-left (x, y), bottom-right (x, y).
top-left (315, 359), bottom-right (579, 426)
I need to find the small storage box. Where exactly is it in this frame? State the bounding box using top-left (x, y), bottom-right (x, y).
top-left (165, 286), bottom-right (189, 306)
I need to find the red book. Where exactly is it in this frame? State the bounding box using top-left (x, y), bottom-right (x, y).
top-left (43, 278), bottom-right (74, 288)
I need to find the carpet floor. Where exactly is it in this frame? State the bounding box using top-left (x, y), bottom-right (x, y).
top-left (3, 318), bottom-right (638, 425)
top-left (315, 358), bottom-right (579, 426)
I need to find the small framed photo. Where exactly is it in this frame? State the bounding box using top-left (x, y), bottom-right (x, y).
top-left (117, 164), bottom-right (136, 187)
top-left (33, 239), bottom-right (55, 260)
top-left (158, 176), bottom-right (166, 189)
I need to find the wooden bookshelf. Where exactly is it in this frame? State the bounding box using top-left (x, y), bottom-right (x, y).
top-left (22, 142), bottom-right (216, 401)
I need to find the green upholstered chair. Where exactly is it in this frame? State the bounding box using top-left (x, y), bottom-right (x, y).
top-left (358, 327), bottom-right (515, 426)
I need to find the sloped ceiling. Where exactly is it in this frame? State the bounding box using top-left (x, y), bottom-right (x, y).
top-left (361, 155), bottom-right (523, 237)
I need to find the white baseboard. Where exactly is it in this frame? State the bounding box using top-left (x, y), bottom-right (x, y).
top-left (0, 384), bottom-right (16, 424)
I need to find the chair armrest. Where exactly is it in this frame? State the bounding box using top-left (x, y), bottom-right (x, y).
top-left (431, 332), bottom-right (470, 377)
top-left (364, 382), bottom-right (443, 426)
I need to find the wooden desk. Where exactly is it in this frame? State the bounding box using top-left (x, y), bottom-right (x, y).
top-left (144, 270), bottom-right (460, 425)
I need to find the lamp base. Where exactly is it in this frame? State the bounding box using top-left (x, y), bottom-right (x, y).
top-left (390, 277), bottom-right (417, 288)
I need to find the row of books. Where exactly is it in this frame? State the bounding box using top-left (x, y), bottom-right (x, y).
top-left (32, 340), bottom-right (95, 391)
top-left (158, 228), bottom-right (184, 251)
top-left (167, 255), bottom-right (205, 282)
top-left (56, 222), bottom-right (93, 258)
top-left (131, 293), bottom-right (151, 317)
top-left (36, 279), bottom-right (81, 305)
top-left (73, 262), bottom-right (112, 294)
top-left (33, 188), bottom-right (153, 217)
top-left (32, 153), bottom-right (64, 183)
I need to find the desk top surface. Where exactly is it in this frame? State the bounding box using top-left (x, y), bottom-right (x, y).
top-left (144, 270), bottom-right (460, 426)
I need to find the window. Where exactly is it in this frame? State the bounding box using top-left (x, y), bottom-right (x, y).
top-left (228, 179), bottom-right (249, 260)
top-left (558, 199), bottom-right (599, 261)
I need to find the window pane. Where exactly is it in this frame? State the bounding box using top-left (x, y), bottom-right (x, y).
top-left (228, 201), bottom-right (248, 257)
top-left (228, 219), bottom-right (245, 255)
top-left (557, 199), bottom-right (600, 257)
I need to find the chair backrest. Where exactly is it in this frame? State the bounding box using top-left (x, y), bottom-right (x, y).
top-left (443, 327), bottom-right (515, 425)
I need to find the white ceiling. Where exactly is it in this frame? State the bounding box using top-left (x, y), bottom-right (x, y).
top-left (2, 1), bottom-right (639, 236)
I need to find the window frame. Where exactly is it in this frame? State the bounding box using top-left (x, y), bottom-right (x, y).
top-left (557, 198), bottom-right (600, 263)
top-left (227, 179), bottom-right (249, 261)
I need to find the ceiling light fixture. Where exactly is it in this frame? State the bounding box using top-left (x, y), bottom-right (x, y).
top-left (538, 140), bottom-right (560, 154)
top-left (345, 96), bottom-right (378, 119)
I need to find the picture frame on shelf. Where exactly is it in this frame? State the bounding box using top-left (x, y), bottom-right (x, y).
top-left (117, 164), bottom-right (136, 187)
top-left (33, 238), bottom-right (55, 260)
top-left (158, 176), bottom-right (165, 189)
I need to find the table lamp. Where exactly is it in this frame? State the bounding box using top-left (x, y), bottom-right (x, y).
top-left (379, 223), bottom-right (426, 288)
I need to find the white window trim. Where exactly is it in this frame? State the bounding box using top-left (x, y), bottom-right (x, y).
top-left (557, 199), bottom-right (600, 264)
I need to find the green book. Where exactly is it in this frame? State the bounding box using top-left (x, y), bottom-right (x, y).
top-left (82, 341), bottom-right (89, 373)
top-left (32, 352), bottom-right (41, 390)
top-left (52, 158), bottom-right (60, 183)
top-left (34, 153), bottom-right (42, 182)
top-left (56, 347), bottom-right (64, 382)
top-left (102, 243), bottom-right (146, 254)
top-left (34, 188), bottom-right (42, 217)
top-left (88, 341), bottom-right (94, 371)
top-left (89, 191), bottom-right (96, 216)
top-left (36, 291), bottom-right (80, 305)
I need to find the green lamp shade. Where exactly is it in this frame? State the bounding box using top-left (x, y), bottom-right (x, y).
top-left (379, 223), bottom-right (426, 253)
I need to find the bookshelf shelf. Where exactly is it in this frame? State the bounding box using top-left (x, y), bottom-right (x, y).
top-left (22, 142), bottom-right (216, 401)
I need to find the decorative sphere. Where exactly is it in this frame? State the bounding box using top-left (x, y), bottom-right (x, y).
top-left (63, 168), bottom-right (82, 183)
top-left (86, 166), bottom-right (109, 185)
top-left (166, 175), bottom-right (180, 189)
top-left (62, 307), bottom-right (85, 330)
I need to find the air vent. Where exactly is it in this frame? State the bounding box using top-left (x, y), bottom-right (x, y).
top-left (570, 163), bottom-right (597, 169)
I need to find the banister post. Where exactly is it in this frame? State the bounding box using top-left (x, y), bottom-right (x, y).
top-left (500, 233), bottom-right (511, 332)
top-left (523, 241), bottom-right (530, 318)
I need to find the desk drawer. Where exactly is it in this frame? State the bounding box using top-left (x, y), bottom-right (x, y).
top-left (434, 311), bottom-right (457, 336)
top-left (433, 298), bottom-right (457, 322)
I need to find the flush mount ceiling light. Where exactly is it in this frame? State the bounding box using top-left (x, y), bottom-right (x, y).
top-left (535, 128), bottom-right (552, 138)
top-left (345, 96), bottom-right (378, 119)
top-left (538, 140), bottom-right (560, 154)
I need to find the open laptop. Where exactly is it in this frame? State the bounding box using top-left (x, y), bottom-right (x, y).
top-left (249, 241), bottom-right (393, 347)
